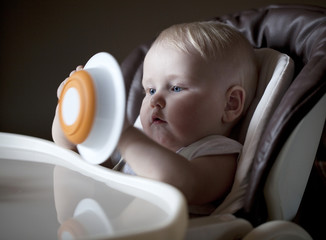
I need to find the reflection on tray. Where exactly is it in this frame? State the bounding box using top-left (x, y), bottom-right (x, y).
top-left (54, 165), bottom-right (168, 239)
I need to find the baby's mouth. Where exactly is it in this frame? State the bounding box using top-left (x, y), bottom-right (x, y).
top-left (151, 115), bottom-right (166, 124)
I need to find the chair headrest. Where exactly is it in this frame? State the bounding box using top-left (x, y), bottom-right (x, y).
top-left (213, 48), bottom-right (294, 215)
top-left (236, 48), bottom-right (295, 143)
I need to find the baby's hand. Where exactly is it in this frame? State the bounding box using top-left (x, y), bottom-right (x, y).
top-left (57, 65), bottom-right (83, 98)
top-left (52, 65), bottom-right (83, 151)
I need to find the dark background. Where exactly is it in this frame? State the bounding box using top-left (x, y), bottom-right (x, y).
top-left (1, 0), bottom-right (326, 141)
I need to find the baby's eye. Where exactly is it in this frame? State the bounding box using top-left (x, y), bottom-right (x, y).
top-left (149, 88), bottom-right (156, 95)
top-left (171, 86), bottom-right (183, 92)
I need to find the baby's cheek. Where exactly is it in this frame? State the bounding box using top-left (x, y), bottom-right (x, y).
top-left (139, 112), bottom-right (150, 134)
top-left (169, 110), bottom-right (199, 135)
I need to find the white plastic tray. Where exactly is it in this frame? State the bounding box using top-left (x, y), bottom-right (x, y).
top-left (0, 132), bottom-right (187, 240)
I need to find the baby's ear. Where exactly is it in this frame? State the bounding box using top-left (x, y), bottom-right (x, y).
top-left (222, 85), bottom-right (246, 123)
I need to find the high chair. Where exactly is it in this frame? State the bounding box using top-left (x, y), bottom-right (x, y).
top-left (0, 4), bottom-right (325, 240)
top-left (120, 4), bottom-right (326, 239)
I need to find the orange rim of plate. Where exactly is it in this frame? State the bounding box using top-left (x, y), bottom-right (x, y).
top-left (58, 70), bottom-right (96, 144)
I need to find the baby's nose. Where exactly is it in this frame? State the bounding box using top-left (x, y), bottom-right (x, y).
top-left (150, 94), bottom-right (165, 109)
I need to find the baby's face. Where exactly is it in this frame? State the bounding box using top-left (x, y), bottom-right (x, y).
top-left (140, 44), bottom-right (228, 151)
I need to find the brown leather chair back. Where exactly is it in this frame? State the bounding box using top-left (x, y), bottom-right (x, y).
top-left (213, 5), bottom-right (326, 224)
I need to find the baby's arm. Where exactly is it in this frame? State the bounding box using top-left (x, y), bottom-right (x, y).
top-left (118, 126), bottom-right (237, 205)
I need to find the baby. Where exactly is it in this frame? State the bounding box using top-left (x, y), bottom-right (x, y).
top-left (52, 21), bottom-right (258, 215)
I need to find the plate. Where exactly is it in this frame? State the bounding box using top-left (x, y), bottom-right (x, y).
top-left (76, 52), bottom-right (125, 164)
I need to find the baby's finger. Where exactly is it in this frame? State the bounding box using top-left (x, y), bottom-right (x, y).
top-left (69, 70), bottom-right (76, 77)
top-left (76, 65), bottom-right (83, 71)
top-left (69, 65), bottom-right (83, 77)
top-left (57, 78), bottom-right (68, 98)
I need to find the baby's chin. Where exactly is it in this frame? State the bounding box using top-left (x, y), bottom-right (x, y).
top-left (148, 134), bottom-right (181, 152)
top-left (142, 126), bottom-right (189, 151)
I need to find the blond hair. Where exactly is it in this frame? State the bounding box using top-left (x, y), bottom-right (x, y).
top-left (153, 21), bottom-right (258, 112)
